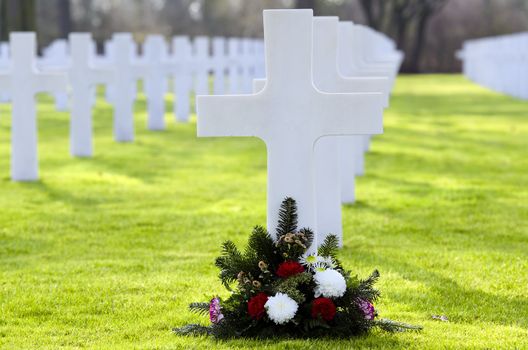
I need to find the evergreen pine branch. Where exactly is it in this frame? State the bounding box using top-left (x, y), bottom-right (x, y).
top-left (318, 234), bottom-right (340, 259)
top-left (273, 272), bottom-right (312, 304)
top-left (303, 318), bottom-right (330, 332)
top-left (244, 225), bottom-right (276, 265)
top-left (173, 324), bottom-right (211, 336)
top-left (375, 319), bottom-right (423, 332)
top-left (354, 270), bottom-right (381, 302)
top-left (189, 302), bottom-right (210, 316)
top-left (215, 240), bottom-right (245, 290)
top-left (276, 197), bottom-right (298, 237)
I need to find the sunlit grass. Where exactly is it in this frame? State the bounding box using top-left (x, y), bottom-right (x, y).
top-left (0, 75), bottom-right (527, 349)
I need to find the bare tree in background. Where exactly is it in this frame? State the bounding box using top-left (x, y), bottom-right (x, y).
top-left (0, 0), bottom-right (37, 38)
top-left (0, 0), bottom-right (7, 41)
top-left (407, 0), bottom-right (449, 72)
top-left (358, 0), bottom-right (448, 72)
top-left (295, 0), bottom-right (319, 13)
top-left (57, 0), bottom-right (71, 38)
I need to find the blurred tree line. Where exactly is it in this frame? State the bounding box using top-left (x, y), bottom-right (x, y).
top-left (0, 0), bottom-right (527, 73)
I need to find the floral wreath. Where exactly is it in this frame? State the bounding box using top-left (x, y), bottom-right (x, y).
top-left (174, 198), bottom-right (421, 338)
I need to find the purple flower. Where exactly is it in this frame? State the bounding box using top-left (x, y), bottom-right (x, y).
top-left (209, 297), bottom-right (224, 324)
top-left (357, 299), bottom-right (376, 320)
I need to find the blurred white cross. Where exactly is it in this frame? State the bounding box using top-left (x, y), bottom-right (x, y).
top-left (0, 32), bottom-right (67, 181)
top-left (68, 33), bottom-right (114, 157)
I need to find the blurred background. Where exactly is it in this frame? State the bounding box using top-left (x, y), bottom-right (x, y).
top-left (0, 0), bottom-right (527, 73)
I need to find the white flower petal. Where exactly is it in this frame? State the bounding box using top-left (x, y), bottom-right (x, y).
top-left (313, 269), bottom-right (347, 298)
top-left (264, 293), bottom-right (298, 325)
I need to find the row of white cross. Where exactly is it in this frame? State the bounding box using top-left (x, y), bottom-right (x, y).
top-left (457, 32), bottom-right (528, 100)
top-left (0, 34), bottom-right (265, 111)
top-left (0, 33), bottom-right (266, 179)
top-left (197, 10), bottom-right (403, 248)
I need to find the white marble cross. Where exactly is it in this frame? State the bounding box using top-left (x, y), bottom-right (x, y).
top-left (68, 33), bottom-right (114, 157)
top-left (172, 36), bottom-right (193, 122)
top-left (197, 10), bottom-right (384, 247)
top-left (109, 33), bottom-right (142, 142)
top-left (312, 17), bottom-right (389, 244)
top-left (212, 37), bottom-right (226, 95)
top-left (193, 36), bottom-right (210, 96)
top-left (0, 33), bottom-right (67, 181)
top-left (142, 35), bottom-right (169, 130)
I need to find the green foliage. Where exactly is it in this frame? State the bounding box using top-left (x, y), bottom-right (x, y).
top-left (179, 197), bottom-right (419, 339)
top-left (215, 240), bottom-right (246, 290)
top-left (245, 225), bottom-right (278, 269)
top-left (318, 234), bottom-right (341, 268)
top-left (273, 272), bottom-right (313, 304)
top-left (276, 197), bottom-right (298, 237)
top-left (173, 324), bottom-right (211, 336)
top-left (357, 270), bottom-right (381, 302)
top-left (303, 318), bottom-right (330, 332)
top-left (189, 302), bottom-right (210, 317)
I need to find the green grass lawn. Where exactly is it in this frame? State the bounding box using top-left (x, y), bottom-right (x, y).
top-left (0, 75), bottom-right (527, 349)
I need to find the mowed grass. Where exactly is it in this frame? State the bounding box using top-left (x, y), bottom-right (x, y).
top-left (0, 75), bottom-right (527, 349)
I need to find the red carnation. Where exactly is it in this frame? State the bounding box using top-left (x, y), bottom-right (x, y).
top-left (276, 261), bottom-right (304, 278)
top-left (311, 297), bottom-right (336, 321)
top-left (247, 292), bottom-right (269, 320)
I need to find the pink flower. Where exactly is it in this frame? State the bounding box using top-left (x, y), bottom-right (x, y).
top-left (209, 297), bottom-right (224, 324)
top-left (357, 299), bottom-right (376, 320)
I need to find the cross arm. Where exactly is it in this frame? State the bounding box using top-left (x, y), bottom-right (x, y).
top-left (197, 94), bottom-right (266, 138)
top-left (334, 76), bottom-right (390, 108)
top-left (35, 72), bottom-right (68, 94)
top-left (132, 63), bottom-right (149, 80)
top-left (90, 67), bottom-right (115, 86)
top-left (314, 92), bottom-right (384, 136)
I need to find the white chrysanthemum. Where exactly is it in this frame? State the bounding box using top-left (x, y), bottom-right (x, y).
top-left (264, 293), bottom-right (298, 325)
top-left (313, 269), bottom-right (347, 298)
top-left (299, 253), bottom-right (336, 272)
top-left (299, 253), bottom-right (320, 267)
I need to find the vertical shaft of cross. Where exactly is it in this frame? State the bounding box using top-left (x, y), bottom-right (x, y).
top-left (263, 11), bottom-right (312, 91)
top-left (112, 33), bottom-right (136, 142)
top-left (173, 36), bottom-right (192, 122)
top-left (69, 33), bottom-right (94, 157)
top-left (10, 32), bottom-right (67, 181)
top-left (144, 35), bottom-right (166, 131)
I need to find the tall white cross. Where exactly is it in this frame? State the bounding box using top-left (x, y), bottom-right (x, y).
top-left (338, 21), bottom-right (394, 204)
top-left (172, 36), bottom-right (193, 122)
top-left (312, 17), bottom-right (389, 244)
top-left (0, 33), bottom-right (67, 181)
top-left (197, 10), bottom-right (384, 246)
top-left (68, 33), bottom-right (114, 157)
top-left (142, 35), bottom-right (169, 131)
top-left (110, 33), bottom-right (142, 142)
